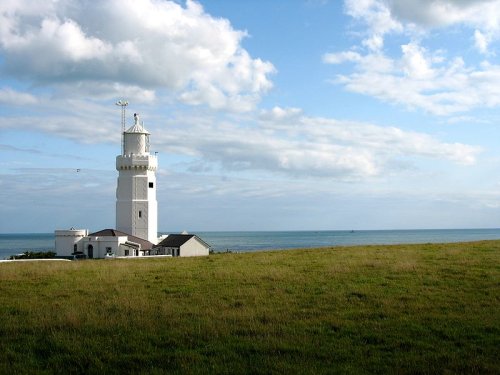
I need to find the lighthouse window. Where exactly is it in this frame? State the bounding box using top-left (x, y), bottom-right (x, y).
top-left (149, 182), bottom-right (154, 188)
top-left (139, 211), bottom-right (142, 218)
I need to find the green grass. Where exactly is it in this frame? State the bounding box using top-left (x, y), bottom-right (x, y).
top-left (1, 241), bottom-right (499, 374)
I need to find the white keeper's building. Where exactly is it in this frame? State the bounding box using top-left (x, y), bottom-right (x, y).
top-left (55, 110), bottom-right (210, 259)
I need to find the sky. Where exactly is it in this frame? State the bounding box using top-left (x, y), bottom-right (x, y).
top-left (2, 0), bottom-right (500, 233)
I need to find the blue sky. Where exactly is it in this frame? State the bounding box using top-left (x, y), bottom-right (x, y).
top-left (2, 0), bottom-right (500, 233)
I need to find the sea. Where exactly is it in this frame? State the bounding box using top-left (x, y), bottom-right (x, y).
top-left (2, 228), bottom-right (500, 260)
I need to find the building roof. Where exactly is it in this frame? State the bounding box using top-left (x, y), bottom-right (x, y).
top-left (126, 123), bottom-right (150, 134)
top-left (125, 113), bottom-right (150, 134)
top-left (88, 229), bottom-right (154, 250)
top-left (154, 234), bottom-right (210, 249)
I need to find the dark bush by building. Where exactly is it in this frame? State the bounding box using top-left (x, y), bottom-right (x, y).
top-left (10, 251), bottom-right (56, 260)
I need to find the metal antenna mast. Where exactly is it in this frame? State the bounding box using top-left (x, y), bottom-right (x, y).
top-left (115, 99), bottom-right (128, 154)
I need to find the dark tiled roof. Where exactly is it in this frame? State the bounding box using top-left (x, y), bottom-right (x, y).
top-left (154, 234), bottom-right (196, 248)
top-left (88, 228), bottom-right (154, 250)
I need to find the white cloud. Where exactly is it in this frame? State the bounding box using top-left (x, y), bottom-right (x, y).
top-left (329, 51), bottom-right (500, 115)
top-left (0, 0), bottom-right (275, 111)
top-left (0, 98), bottom-right (121, 144)
top-left (387, 0), bottom-right (500, 30)
top-left (324, 0), bottom-right (500, 116)
top-left (474, 29), bottom-right (490, 54)
top-left (401, 43), bottom-right (434, 80)
top-left (322, 51), bottom-right (362, 64)
top-left (37, 18), bottom-right (112, 61)
top-left (153, 107), bottom-right (480, 179)
top-left (345, 0), bottom-right (402, 50)
top-left (259, 106), bottom-right (303, 121)
top-left (0, 87), bottom-right (38, 105)
top-left (51, 82), bottom-right (157, 103)
top-left (344, 0), bottom-right (500, 53)
top-left (2, 95), bottom-right (478, 178)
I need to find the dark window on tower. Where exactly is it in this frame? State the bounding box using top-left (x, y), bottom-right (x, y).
top-left (139, 211), bottom-right (142, 218)
top-left (149, 182), bottom-right (154, 188)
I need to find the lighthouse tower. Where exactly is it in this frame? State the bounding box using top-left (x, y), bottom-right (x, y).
top-left (116, 113), bottom-right (158, 244)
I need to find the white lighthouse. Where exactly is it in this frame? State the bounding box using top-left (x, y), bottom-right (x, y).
top-left (54, 105), bottom-right (210, 259)
top-left (116, 113), bottom-right (158, 244)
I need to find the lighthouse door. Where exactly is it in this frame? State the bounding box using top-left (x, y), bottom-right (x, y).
top-left (88, 245), bottom-right (94, 259)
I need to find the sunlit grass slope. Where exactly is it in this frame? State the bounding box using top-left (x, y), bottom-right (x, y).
top-left (1, 241), bottom-right (499, 374)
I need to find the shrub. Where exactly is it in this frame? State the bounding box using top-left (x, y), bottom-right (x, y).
top-left (10, 251), bottom-right (56, 260)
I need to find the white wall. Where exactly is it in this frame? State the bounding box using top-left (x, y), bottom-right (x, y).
top-left (116, 155), bottom-right (158, 243)
top-left (180, 237), bottom-right (210, 257)
top-left (80, 236), bottom-right (136, 258)
top-left (55, 229), bottom-right (88, 257)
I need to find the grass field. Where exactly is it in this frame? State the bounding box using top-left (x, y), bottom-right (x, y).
top-left (0, 241), bottom-right (499, 374)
